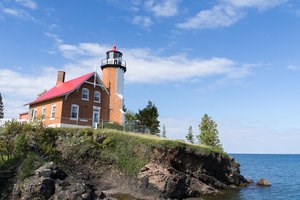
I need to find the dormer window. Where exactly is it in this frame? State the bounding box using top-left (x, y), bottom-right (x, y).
top-left (94, 91), bottom-right (101, 103)
top-left (82, 88), bottom-right (89, 101)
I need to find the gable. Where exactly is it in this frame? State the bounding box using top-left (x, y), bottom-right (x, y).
top-left (26, 72), bottom-right (108, 106)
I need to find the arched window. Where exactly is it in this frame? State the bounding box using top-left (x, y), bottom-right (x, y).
top-left (82, 88), bottom-right (89, 101)
top-left (94, 91), bottom-right (101, 103)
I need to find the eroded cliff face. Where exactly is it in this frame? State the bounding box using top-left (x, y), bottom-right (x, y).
top-left (138, 147), bottom-right (247, 199)
top-left (3, 129), bottom-right (247, 200)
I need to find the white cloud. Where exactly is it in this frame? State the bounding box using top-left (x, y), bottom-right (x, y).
top-left (1, 7), bottom-right (35, 20)
top-left (132, 16), bottom-right (153, 28)
top-left (225, 0), bottom-right (287, 10)
top-left (145, 0), bottom-right (180, 17)
top-left (1, 36), bottom-right (253, 118)
top-left (178, 4), bottom-right (243, 29)
top-left (287, 64), bottom-right (300, 71)
top-left (178, 0), bottom-right (287, 29)
top-left (2, 8), bottom-right (22, 16)
top-left (15, 0), bottom-right (37, 10)
top-left (55, 41), bottom-right (252, 83)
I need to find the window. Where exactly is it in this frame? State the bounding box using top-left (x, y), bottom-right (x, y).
top-left (70, 104), bottom-right (79, 120)
top-left (82, 88), bottom-right (89, 101)
top-left (50, 105), bottom-right (56, 119)
top-left (94, 91), bottom-right (101, 103)
top-left (41, 107), bottom-right (46, 120)
top-left (31, 109), bottom-right (37, 121)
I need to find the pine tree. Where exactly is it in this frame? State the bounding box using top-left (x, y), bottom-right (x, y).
top-left (0, 93), bottom-right (4, 119)
top-left (161, 124), bottom-right (166, 138)
top-left (136, 101), bottom-right (160, 135)
top-left (186, 125), bottom-right (194, 143)
top-left (197, 114), bottom-right (223, 151)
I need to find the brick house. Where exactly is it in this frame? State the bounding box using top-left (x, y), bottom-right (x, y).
top-left (21, 46), bottom-right (126, 128)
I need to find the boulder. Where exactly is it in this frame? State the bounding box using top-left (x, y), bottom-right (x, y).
top-left (12, 162), bottom-right (102, 200)
top-left (138, 162), bottom-right (216, 199)
top-left (257, 178), bottom-right (271, 186)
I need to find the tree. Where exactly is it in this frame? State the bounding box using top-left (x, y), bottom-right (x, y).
top-left (161, 124), bottom-right (166, 138)
top-left (125, 110), bottom-right (138, 132)
top-left (197, 114), bottom-right (223, 151)
top-left (136, 101), bottom-right (160, 135)
top-left (186, 125), bottom-right (194, 144)
top-left (0, 92), bottom-right (4, 119)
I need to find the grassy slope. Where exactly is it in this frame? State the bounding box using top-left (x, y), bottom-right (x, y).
top-left (0, 126), bottom-right (224, 178)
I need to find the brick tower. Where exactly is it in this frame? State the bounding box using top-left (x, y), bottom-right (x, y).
top-left (101, 45), bottom-right (126, 125)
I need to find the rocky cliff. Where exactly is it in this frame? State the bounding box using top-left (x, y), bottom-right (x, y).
top-left (0, 127), bottom-right (247, 200)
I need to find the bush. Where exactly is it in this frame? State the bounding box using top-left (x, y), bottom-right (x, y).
top-left (102, 122), bottom-right (123, 131)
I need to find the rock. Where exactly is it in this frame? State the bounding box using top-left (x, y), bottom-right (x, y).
top-left (257, 178), bottom-right (271, 186)
top-left (0, 171), bottom-right (14, 179)
top-left (12, 163), bottom-right (97, 200)
top-left (138, 162), bottom-right (217, 199)
top-left (98, 191), bottom-right (106, 199)
top-left (247, 179), bottom-right (254, 184)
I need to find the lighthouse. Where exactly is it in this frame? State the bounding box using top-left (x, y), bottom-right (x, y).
top-left (101, 45), bottom-right (126, 125)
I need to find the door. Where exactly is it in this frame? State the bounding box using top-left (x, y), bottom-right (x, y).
top-left (92, 106), bottom-right (101, 128)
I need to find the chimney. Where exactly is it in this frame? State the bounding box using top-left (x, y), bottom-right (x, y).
top-left (56, 71), bottom-right (65, 85)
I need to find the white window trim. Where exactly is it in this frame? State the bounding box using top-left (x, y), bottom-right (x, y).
top-left (82, 88), bottom-right (89, 101)
top-left (50, 104), bottom-right (56, 120)
top-left (31, 109), bottom-right (37, 121)
top-left (94, 91), bottom-right (101, 103)
top-left (70, 104), bottom-right (79, 120)
top-left (41, 107), bottom-right (46, 121)
top-left (92, 106), bottom-right (101, 127)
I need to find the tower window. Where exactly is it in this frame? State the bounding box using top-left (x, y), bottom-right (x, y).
top-left (94, 91), bottom-right (101, 103)
top-left (70, 104), bottom-right (79, 120)
top-left (82, 88), bottom-right (89, 101)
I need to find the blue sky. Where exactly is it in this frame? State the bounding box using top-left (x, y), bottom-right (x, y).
top-left (1, 0), bottom-right (300, 153)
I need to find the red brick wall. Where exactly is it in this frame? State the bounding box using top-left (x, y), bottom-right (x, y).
top-left (29, 98), bottom-right (64, 126)
top-left (102, 67), bottom-right (124, 125)
top-left (29, 76), bottom-right (110, 127)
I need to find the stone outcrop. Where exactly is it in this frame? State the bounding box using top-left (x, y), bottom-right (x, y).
top-left (12, 162), bottom-right (102, 200)
top-left (137, 147), bottom-right (247, 199)
top-left (257, 178), bottom-right (271, 186)
top-left (9, 148), bottom-right (247, 200)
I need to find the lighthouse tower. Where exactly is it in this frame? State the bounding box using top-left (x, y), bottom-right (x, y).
top-left (101, 45), bottom-right (126, 125)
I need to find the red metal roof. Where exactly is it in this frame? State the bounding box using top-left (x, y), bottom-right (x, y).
top-left (27, 72), bottom-right (94, 105)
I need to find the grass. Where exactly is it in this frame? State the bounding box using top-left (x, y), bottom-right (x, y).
top-left (0, 125), bottom-right (227, 178)
top-left (91, 129), bottom-right (221, 175)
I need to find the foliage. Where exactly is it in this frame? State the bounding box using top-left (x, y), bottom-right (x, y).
top-left (136, 101), bottom-right (160, 135)
top-left (0, 123), bottom-right (226, 179)
top-left (161, 124), bottom-right (166, 138)
top-left (18, 153), bottom-right (44, 180)
top-left (0, 92), bottom-right (3, 119)
top-left (186, 125), bottom-right (194, 144)
top-left (0, 120), bottom-right (23, 160)
top-left (124, 110), bottom-right (139, 132)
top-left (103, 122), bottom-right (123, 131)
top-left (197, 114), bottom-right (223, 151)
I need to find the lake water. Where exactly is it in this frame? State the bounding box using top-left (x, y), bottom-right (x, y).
top-left (202, 154), bottom-right (300, 200)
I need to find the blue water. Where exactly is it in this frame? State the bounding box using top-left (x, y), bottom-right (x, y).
top-left (202, 154), bottom-right (300, 200)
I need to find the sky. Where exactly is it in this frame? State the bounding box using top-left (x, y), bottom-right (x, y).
top-left (1, 0), bottom-right (300, 154)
